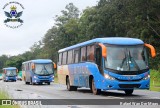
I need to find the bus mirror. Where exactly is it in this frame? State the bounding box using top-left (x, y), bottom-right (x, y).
top-left (32, 64), bottom-right (35, 69)
top-left (53, 63), bottom-right (57, 69)
top-left (144, 43), bottom-right (156, 58)
top-left (98, 43), bottom-right (107, 58)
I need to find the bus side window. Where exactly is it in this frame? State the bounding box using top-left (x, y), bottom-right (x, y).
top-left (67, 50), bottom-right (73, 64)
top-left (74, 49), bottom-right (80, 63)
top-left (58, 53), bottom-right (62, 65)
top-left (87, 45), bottom-right (95, 62)
top-left (80, 46), bottom-right (87, 62)
top-left (62, 52), bottom-right (67, 65)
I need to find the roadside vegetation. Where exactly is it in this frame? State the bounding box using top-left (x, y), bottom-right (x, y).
top-left (0, 90), bottom-right (20, 108)
top-left (150, 70), bottom-right (160, 92)
top-left (54, 71), bottom-right (58, 83)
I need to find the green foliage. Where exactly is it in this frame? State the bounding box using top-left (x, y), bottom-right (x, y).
top-left (150, 69), bottom-right (160, 91)
top-left (150, 69), bottom-right (160, 82)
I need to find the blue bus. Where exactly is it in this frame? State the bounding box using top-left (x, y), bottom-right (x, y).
top-left (57, 37), bottom-right (156, 95)
top-left (3, 67), bottom-right (18, 82)
top-left (22, 59), bottom-right (56, 85)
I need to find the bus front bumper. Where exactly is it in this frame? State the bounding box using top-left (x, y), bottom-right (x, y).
top-left (32, 76), bottom-right (54, 83)
top-left (96, 78), bottom-right (150, 90)
top-left (5, 76), bottom-right (17, 81)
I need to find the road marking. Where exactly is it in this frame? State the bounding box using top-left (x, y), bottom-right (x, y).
top-left (106, 96), bottom-right (124, 99)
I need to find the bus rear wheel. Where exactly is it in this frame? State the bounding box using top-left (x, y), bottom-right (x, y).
top-left (91, 78), bottom-right (101, 95)
top-left (66, 77), bottom-right (77, 91)
top-left (30, 78), bottom-right (35, 85)
top-left (124, 89), bottom-right (134, 95)
top-left (24, 77), bottom-right (29, 84)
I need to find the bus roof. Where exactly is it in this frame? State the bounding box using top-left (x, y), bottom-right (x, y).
top-left (3, 67), bottom-right (17, 70)
top-left (22, 59), bottom-right (53, 64)
top-left (58, 37), bottom-right (144, 53)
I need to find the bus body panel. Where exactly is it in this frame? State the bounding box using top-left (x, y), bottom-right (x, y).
top-left (58, 62), bottom-right (150, 90)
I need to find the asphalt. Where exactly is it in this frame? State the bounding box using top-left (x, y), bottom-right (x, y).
top-left (0, 80), bottom-right (159, 108)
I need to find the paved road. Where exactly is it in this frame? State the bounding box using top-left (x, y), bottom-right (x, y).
top-left (0, 80), bottom-right (159, 108)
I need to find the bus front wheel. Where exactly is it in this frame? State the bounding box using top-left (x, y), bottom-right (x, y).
top-left (66, 77), bottom-right (77, 91)
top-left (124, 89), bottom-right (134, 95)
top-left (91, 78), bottom-right (101, 95)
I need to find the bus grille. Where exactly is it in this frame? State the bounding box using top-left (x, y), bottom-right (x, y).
top-left (119, 84), bottom-right (140, 88)
top-left (39, 80), bottom-right (49, 82)
top-left (115, 78), bottom-right (142, 82)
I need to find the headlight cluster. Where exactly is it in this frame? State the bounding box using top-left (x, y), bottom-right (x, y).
top-left (104, 74), bottom-right (115, 80)
top-left (34, 76), bottom-right (37, 79)
top-left (143, 75), bottom-right (150, 80)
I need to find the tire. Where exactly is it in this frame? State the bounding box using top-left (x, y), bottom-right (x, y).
top-left (39, 82), bottom-right (42, 85)
top-left (124, 89), bottom-right (134, 95)
top-left (24, 77), bottom-right (29, 85)
top-left (47, 82), bottom-right (50, 85)
top-left (66, 77), bottom-right (77, 91)
top-left (91, 78), bottom-right (101, 95)
top-left (30, 78), bottom-right (35, 85)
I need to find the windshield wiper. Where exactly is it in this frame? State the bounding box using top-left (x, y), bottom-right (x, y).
top-left (128, 50), bottom-right (140, 71)
top-left (120, 50), bottom-right (129, 70)
top-left (44, 66), bottom-right (49, 74)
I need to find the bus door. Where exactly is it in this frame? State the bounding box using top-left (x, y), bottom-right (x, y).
top-left (95, 44), bottom-right (103, 75)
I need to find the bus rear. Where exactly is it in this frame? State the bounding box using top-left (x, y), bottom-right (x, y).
top-left (3, 67), bottom-right (18, 82)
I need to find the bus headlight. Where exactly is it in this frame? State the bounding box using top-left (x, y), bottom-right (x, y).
top-left (34, 76), bottom-right (37, 79)
top-left (143, 75), bottom-right (150, 80)
top-left (104, 74), bottom-right (115, 80)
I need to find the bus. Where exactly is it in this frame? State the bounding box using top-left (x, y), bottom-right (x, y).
top-left (22, 59), bottom-right (56, 85)
top-left (57, 37), bottom-right (156, 95)
top-left (3, 67), bottom-right (18, 82)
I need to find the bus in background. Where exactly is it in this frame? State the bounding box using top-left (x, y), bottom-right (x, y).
top-left (3, 67), bottom-right (18, 82)
top-left (57, 37), bottom-right (156, 95)
top-left (22, 59), bottom-right (56, 85)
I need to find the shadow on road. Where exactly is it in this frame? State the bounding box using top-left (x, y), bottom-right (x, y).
top-left (76, 88), bottom-right (142, 98)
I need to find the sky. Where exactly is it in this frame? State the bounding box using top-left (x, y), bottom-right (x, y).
top-left (0, 0), bottom-right (98, 56)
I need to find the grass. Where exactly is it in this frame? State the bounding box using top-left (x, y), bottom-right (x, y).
top-left (0, 90), bottom-right (20, 108)
top-left (54, 71), bottom-right (58, 83)
top-left (54, 76), bottom-right (58, 83)
top-left (150, 79), bottom-right (160, 92)
top-left (150, 69), bottom-right (160, 92)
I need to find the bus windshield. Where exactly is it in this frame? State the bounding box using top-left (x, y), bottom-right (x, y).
top-left (6, 70), bottom-right (17, 76)
top-left (105, 45), bottom-right (148, 71)
top-left (35, 63), bottom-right (54, 75)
